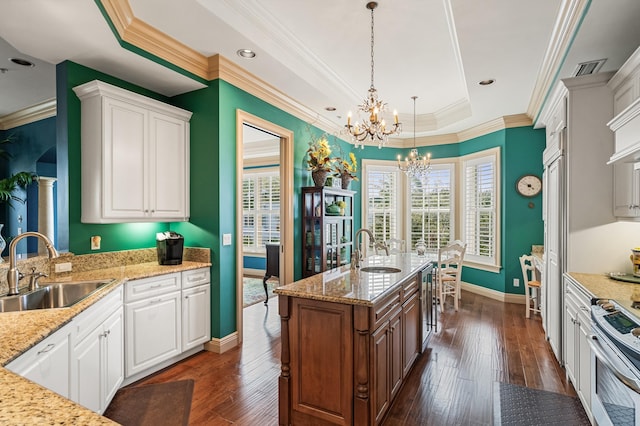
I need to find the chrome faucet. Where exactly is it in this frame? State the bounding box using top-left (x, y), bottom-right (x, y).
top-left (352, 228), bottom-right (390, 268)
top-left (6, 232), bottom-right (58, 296)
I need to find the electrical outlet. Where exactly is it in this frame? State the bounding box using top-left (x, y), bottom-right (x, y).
top-left (513, 278), bottom-right (520, 287)
top-left (55, 262), bottom-right (72, 273)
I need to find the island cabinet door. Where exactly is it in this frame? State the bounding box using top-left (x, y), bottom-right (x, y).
top-left (289, 297), bottom-right (354, 425)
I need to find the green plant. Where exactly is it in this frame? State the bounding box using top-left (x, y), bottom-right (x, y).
top-left (0, 135), bottom-right (37, 207)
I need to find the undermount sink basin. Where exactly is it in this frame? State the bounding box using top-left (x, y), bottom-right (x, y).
top-left (0, 279), bottom-right (115, 313)
top-left (360, 266), bottom-right (402, 274)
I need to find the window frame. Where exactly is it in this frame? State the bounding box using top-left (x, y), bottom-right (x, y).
top-left (241, 166), bottom-right (281, 256)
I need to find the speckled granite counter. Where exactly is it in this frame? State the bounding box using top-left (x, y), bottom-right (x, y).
top-left (567, 272), bottom-right (640, 320)
top-left (274, 253), bottom-right (435, 305)
top-left (0, 251), bottom-right (211, 425)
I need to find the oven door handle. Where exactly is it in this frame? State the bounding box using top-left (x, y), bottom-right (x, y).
top-left (589, 334), bottom-right (640, 395)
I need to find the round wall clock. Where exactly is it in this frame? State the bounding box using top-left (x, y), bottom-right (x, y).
top-left (516, 174), bottom-right (542, 197)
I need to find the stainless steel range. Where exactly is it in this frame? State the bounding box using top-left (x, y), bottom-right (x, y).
top-left (590, 299), bottom-right (640, 426)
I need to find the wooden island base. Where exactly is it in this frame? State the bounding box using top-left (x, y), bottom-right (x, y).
top-left (276, 256), bottom-right (434, 426)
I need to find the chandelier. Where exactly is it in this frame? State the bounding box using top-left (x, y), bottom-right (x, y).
top-left (398, 96), bottom-right (431, 178)
top-left (345, 1), bottom-right (400, 149)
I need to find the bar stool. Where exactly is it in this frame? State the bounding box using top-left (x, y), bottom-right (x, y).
top-left (519, 254), bottom-right (541, 318)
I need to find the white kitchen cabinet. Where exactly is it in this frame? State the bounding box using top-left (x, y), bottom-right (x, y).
top-left (613, 161), bottom-right (640, 218)
top-left (125, 273), bottom-right (182, 378)
top-left (182, 268), bottom-right (211, 351)
top-left (73, 79), bottom-right (192, 223)
top-left (536, 72), bottom-right (615, 364)
top-left (71, 287), bottom-right (123, 414)
top-left (6, 321), bottom-right (73, 399)
top-left (563, 275), bottom-right (592, 420)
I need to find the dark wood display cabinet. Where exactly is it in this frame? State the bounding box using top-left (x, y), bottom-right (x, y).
top-left (302, 186), bottom-right (355, 277)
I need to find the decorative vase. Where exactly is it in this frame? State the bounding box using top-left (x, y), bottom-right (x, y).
top-left (341, 174), bottom-right (353, 190)
top-left (340, 207), bottom-right (345, 216)
top-left (312, 169), bottom-right (329, 187)
top-left (0, 224), bottom-right (5, 262)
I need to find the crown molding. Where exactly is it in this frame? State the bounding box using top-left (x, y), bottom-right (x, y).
top-left (0, 99), bottom-right (57, 130)
top-left (527, 0), bottom-right (591, 122)
top-left (608, 46), bottom-right (640, 91)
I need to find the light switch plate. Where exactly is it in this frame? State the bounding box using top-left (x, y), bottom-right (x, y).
top-left (55, 262), bottom-right (72, 273)
top-left (223, 233), bottom-right (232, 246)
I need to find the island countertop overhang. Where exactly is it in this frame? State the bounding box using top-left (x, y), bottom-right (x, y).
top-left (274, 253), bottom-right (435, 306)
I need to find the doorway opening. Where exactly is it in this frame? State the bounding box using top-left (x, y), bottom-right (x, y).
top-left (235, 111), bottom-right (294, 344)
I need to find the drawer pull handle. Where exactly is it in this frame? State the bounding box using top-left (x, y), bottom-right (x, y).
top-left (37, 344), bottom-right (55, 355)
top-left (149, 284), bottom-right (162, 289)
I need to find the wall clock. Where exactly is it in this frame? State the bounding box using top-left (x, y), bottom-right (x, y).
top-left (516, 174), bottom-right (542, 197)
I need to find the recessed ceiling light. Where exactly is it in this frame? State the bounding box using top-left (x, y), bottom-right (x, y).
top-left (237, 49), bottom-right (256, 59)
top-left (10, 58), bottom-right (35, 67)
top-left (325, 106), bottom-right (336, 111)
top-left (479, 79), bottom-right (495, 86)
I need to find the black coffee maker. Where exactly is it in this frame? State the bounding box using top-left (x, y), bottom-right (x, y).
top-left (156, 231), bottom-right (184, 265)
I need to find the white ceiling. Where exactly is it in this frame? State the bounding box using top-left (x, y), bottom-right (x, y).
top-left (1, 0), bottom-right (640, 140)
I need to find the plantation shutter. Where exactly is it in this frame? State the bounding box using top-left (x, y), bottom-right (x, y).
top-left (242, 170), bottom-right (280, 253)
top-left (409, 165), bottom-right (453, 252)
top-left (463, 156), bottom-right (495, 262)
top-left (364, 166), bottom-right (400, 248)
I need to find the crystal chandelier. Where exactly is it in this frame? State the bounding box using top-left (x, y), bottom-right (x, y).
top-left (398, 96), bottom-right (431, 178)
top-left (345, 2), bottom-right (400, 149)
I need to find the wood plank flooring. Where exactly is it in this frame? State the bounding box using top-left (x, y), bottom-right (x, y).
top-left (132, 291), bottom-right (576, 425)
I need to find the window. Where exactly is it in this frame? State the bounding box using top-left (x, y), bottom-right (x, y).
top-left (461, 149), bottom-right (499, 267)
top-left (363, 164), bottom-right (401, 247)
top-left (242, 169), bottom-right (280, 253)
top-left (409, 164), bottom-right (454, 252)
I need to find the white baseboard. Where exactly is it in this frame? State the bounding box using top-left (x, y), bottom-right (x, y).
top-left (461, 281), bottom-right (526, 304)
top-left (205, 331), bottom-right (239, 354)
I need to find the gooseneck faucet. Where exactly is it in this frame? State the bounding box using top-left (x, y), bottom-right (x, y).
top-left (352, 228), bottom-right (389, 268)
top-left (6, 232), bottom-right (59, 296)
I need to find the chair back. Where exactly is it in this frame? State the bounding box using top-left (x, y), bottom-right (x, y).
top-left (437, 240), bottom-right (466, 278)
top-left (519, 255), bottom-right (536, 286)
top-left (385, 238), bottom-right (406, 254)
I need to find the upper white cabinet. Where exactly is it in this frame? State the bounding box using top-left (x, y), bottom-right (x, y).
top-left (73, 80), bottom-right (192, 223)
top-left (608, 46), bottom-right (640, 164)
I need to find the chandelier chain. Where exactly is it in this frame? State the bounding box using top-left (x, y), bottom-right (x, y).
top-left (370, 5), bottom-right (375, 90)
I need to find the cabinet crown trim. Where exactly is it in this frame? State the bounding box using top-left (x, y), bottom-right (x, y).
top-left (72, 80), bottom-right (192, 120)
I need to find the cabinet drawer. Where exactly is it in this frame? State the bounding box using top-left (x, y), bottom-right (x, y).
top-left (371, 290), bottom-right (401, 330)
top-left (125, 273), bottom-right (181, 302)
top-left (182, 268), bottom-right (210, 289)
top-left (74, 286), bottom-right (123, 343)
top-left (401, 276), bottom-right (419, 301)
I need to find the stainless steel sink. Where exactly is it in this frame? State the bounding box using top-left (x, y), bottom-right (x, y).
top-left (0, 279), bottom-right (114, 313)
top-left (360, 266), bottom-right (401, 274)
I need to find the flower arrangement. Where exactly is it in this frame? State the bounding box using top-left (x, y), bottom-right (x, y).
top-left (306, 135), bottom-right (334, 171)
top-left (334, 151), bottom-right (359, 181)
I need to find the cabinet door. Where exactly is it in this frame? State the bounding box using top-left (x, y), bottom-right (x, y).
top-left (545, 157), bottom-right (562, 362)
top-left (7, 323), bottom-right (72, 399)
top-left (389, 310), bottom-right (403, 400)
top-left (149, 112), bottom-right (188, 220)
top-left (103, 307), bottom-right (124, 412)
top-left (613, 162), bottom-right (640, 218)
top-left (371, 323), bottom-right (390, 425)
top-left (182, 284), bottom-right (210, 351)
top-left (402, 291), bottom-right (421, 378)
top-left (577, 308), bottom-right (592, 410)
top-left (563, 294), bottom-right (578, 386)
top-left (125, 291), bottom-right (182, 377)
top-left (103, 96), bottom-right (148, 219)
top-left (74, 323), bottom-right (102, 412)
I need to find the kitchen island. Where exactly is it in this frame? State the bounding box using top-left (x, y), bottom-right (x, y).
top-left (274, 253), bottom-right (434, 426)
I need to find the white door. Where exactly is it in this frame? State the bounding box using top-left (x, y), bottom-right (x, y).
top-left (546, 155), bottom-right (563, 362)
top-left (103, 307), bottom-right (124, 412)
top-left (182, 284), bottom-right (211, 351)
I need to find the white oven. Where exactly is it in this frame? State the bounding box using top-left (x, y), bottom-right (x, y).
top-left (591, 300), bottom-right (640, 426)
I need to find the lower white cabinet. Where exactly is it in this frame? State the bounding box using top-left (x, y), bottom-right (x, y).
top-left (182, 284), bottom-right (210, 351)
top-left (563, 275), bottom-right (592, 419)
top-left (72, 287), bottom-right (124, 414)
top-left (125, 287), bottom-right (182, 378)
top-left (6, 321), bottom-right (73, 399)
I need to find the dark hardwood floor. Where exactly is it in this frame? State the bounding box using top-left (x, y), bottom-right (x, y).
top-left (133, 291), bottom-right (576, 425)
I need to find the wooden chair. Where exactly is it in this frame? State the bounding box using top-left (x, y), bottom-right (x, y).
top-left (435, 240), bottom-right (466, 311)
top-left (519, 254), bottom-right (541, 318)
top-left (263, 244), bottom-right (280, 305)
top-left (385, 238), bottom-right (406, 254)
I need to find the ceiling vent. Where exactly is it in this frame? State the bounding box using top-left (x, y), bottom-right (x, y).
top-left (572, 59), bottom-right (607, 77)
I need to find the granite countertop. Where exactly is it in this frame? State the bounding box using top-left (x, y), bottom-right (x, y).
top-left (567, 272), bottom-right (640, 320)
top-left (0, 260), bottom-right (211, 425)
top-left (274, 253), bottom-right (435, 306)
